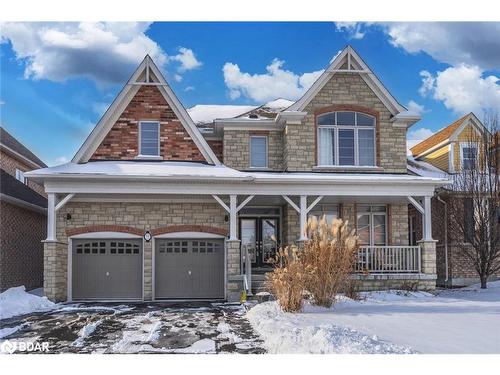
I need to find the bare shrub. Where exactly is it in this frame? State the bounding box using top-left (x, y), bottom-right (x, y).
top-left (266, 246), bottom-right (308, 312)
top-left (302, 216), bottom-right (359, 308)
top-left (343, 279), bottom-right (361, 301)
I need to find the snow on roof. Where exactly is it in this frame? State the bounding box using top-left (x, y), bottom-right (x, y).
top-left (407, 157), bottom-right (449, 179)
top-left (263, 98), bottom-right (295, 110)
top-left (187, 105), bottom-right (257, 124)
top-left (26, 161), bottom-right (250, 180)
top-left (26, 161), bottom-right (448, 185)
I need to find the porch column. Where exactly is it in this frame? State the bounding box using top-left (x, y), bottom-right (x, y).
top-left (229, 194), bottom-right (238, 241)
top-left (423, 196), bottom-right (433, 241)
top-left (46, 193), bottom-right (56, 241)
top-left (299, 195), bottom-right (308, 242)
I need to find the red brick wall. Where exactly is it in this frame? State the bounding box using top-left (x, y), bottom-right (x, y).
top-left (207, 139), bottom-right (223, 162)
top-left (0, 150), bottom-right (46, 197)
top-left (0, 202), bottom-right (45, 291)
top-left (91, 85), bottom-right (206, 161)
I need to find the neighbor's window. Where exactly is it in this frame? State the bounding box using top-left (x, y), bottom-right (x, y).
top-left (460, 143), bottom-right (478, 170)
top-left (317, 111), bottom-right (375, 167)
top-left (357, 205), bottom-right (387, 246)
top-left (309, 204), bottom-right (339, 224)
top-left (15, 169), bottom-right (27, 184)
top-left (139, 121), bottom-right (160, 156)
top-left (250, 136), bottom-right (268, 168)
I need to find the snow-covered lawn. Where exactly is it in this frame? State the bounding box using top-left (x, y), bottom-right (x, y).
top-left (246, 281), bottom-right (500, 354)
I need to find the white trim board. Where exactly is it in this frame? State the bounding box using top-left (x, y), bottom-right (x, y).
top-left (288, 46), bottom-right (407, 116)
top-left (72, 56), bottom-right (220, 165)
top-left (154, 232), bottom-right (226, 239)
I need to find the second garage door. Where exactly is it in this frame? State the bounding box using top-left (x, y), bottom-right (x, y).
top-left (155, 238), bottom-right (225, 299)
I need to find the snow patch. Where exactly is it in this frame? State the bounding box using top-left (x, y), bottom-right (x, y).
top-left (188, 104), bottom-right (257, 124)
top-left (72, 319), bottom-right (103, 347)
top-left (173, 338), bottom-right (216, 354)
top-left (0, 286), bottom-right (56, 319)
top-left (0, 323), bottom-right (29, 339)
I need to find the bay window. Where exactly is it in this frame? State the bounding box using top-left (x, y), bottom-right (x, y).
top-left (317, 111), bottom-right (376, 167)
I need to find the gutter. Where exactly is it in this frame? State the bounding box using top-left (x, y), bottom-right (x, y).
top-left (436, 194), bottom-right (449, 285)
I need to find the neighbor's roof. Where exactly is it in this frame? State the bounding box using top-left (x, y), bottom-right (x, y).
top-left (410, 114), bottom-right (470, 157)
top-left (0, 169), bottom-right (47, 208)
top-left (0, 127), bottom-right (47, 168)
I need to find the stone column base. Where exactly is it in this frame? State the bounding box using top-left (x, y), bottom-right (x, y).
top-left (43, 240), bottom-right (68, 302)
top-left (226, 240), bottom-right (242, 302)
top-left (418, 240), bottom-right (438, 276)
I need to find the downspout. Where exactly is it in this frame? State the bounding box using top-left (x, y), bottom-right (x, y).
top-left (436, 194), bottom-right (449, 285)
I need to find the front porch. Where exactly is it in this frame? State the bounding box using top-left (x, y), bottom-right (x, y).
top-left (32, 163), bottom-right (445, 302)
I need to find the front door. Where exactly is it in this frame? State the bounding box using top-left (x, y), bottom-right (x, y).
top-left (240, 217), bottom-right (279, 269)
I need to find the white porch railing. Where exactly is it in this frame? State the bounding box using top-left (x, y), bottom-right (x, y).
top-left (355, 246), bottom-right (421, 273)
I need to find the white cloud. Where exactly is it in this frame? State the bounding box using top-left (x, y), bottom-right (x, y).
top-left (174, 74), bottom-right (183, 82)
top-left (0, 99), bottom-right (4, 105)
top-left (169, 47), bottom-right (202, 72)
top-left (223, 58), bottom-right (324, 103)
top-left (0, 22), bottom-right (168, 85)
top-left (334, 22), bottom-right (368, 40)
top-left (419, 65), bottom-right (500, 114)
top-left (383, 22), bottom-right (500, 70)
top-left (407, 127), bottom-right (435, 154)
top-left (54, 156), bottom-right (69, 164)
top-left (406, 100), bottom-right (428, 115)
top-left (184, 86), bottom-right (195, 92)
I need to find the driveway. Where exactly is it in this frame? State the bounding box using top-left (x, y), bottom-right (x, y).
top-left (0, 302), bottom-right (265, 354)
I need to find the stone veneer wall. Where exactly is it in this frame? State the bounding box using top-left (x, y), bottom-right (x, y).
top-left (285, 73), bottom-right (407, 173)
top-left (45, 202), bottom-right (228, 301)
top-left (223, 130), bottom-right (283, 170)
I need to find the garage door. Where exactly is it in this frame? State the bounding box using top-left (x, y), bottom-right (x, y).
top-left (72, 239), bottom-right (142, 300)
top-left (155, 239), bottom-right (224, 299)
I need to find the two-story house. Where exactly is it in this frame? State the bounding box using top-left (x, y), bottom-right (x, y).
top-left (0, 127), bottom-right (47, 291)
top-left (26, 46), bottom-right (447, 302)
top-left (408, 113), bottom-right (500, 287)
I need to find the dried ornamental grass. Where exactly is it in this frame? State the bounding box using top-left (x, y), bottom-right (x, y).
top-left (302, 216), bottom-right (359, 308)
top-left (266, 246), bottom-right (309, 312)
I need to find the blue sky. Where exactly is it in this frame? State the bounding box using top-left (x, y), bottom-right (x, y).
top-left (1, 22), bottom-right (499, 166)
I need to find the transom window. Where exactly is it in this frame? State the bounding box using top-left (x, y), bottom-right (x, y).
top-left (139, 121), bottom-right (160, 156)
top-left (460, 143), bottom-right (478, 171)
top-left (357, 205), bottom-right (387, 246)
top-left (250, 136), bottom-right (268, 168)
top-left (317, 111), bottom-right (376, 167)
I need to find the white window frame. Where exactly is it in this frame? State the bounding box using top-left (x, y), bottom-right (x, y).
top-left (317, 111), bottom-right (376, 167)
top-left (459, 142), bottom-right (479, 171)
top-left (15, 169), bottom-right (27, 184)
top-left (138, 121), bottom-right (161, 158)
top-left (249, 135), bottom-right (268, 169)
top-left (357, 205), bottom-right (388, 246)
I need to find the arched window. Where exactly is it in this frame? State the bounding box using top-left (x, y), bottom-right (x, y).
top-left (317, 111), bottom-right (376, 166)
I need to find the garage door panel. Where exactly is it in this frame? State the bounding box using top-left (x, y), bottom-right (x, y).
top-left (155, 238), bottom-right (224, 299)
top-left (72, 239), bottom-right (142, 300)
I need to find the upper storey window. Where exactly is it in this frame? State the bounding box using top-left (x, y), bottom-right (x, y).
top-left (317, 111), bottom-right (376, 167)
top-left (139, 121), bottom-right (160, 157)
top-left (250, 136), bottom-right (268, 168)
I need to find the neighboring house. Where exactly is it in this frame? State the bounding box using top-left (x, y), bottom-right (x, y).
top-left (26, 46), bottom-right (447, 303)
top-left (408, 113), bottom-right (500, 287)
top-left (0, 127), bottom-right (47, 291)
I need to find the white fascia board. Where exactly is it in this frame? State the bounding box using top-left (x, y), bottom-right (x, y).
top-left (449, 114), bottom-right (486, 141)
top-left (289, 46), bottom-right (406, 116)
top-left (390, 112), bottom-right (421, 128)
top-left (275, 111), bottom-right (308, 125)
top-left (43, 176), bottom-right (447, 197)
top-left (147, 59), bottom-right (221, 165)
top-left (72, 58), bottom-right (146, 163)
top-left (72, 56), bottom-right (221, 166)
top-left (413, 139), bottom-right (451, 160)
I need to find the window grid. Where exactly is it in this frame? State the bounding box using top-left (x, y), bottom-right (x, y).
top-left (250, 136), bottom-right (268, 169)
top-left (139, 121), bottom-right (160, 157)
top-left (317, 111), bottom-right (376, 167)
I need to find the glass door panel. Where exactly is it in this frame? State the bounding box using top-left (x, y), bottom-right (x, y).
top-left (241, 219), bottom-right (257, 264)
top-left (261, 218), bottom-right (278, 265)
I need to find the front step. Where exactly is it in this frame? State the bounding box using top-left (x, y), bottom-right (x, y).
top-left (250, 274), bottom-right (269, 295)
